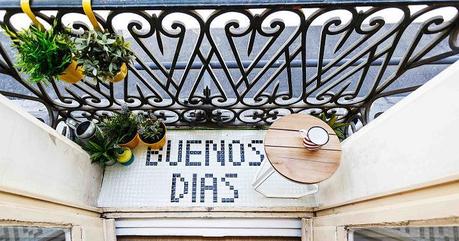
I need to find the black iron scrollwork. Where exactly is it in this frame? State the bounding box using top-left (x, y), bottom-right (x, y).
top-left (0, 2), bottom-right (458, 137)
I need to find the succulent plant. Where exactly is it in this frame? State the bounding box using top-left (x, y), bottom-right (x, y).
top-left (138, 114), bottom-right (165, 143)
top-left (73, 30), bottom-right (134, 82)
top-left (2, 22), bottom-right (74, 84)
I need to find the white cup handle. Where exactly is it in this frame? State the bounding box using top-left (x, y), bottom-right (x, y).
top-left (299, 129), bottom-right (308, 139)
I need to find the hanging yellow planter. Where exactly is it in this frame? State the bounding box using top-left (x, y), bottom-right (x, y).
top-left (59, 60), bottom-right (84, 84)
top-left (81, 0), bottom-right (131, 84)
top-left (109, 63), bottom-right (128, 83)
top-left (21, 0), bottom-right (84, 84)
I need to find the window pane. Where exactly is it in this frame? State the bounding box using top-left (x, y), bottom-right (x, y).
top-left (352, 226), bottom-right (459, 241)
top-left (0, 226), bottom-right (68, 241)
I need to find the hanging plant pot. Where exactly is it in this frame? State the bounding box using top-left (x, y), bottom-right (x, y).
top-left (73, 30), bottom-right (135, 84)
top-left (139, 122), bottom-right (167, 149)
top-left (109, 63), bottom-right (128, 83)
top-left (2, 22), bottom-right (77, 85)
top-left (116, 147), bottom-right (135, 166)
top-left (59, 60), bottom-right (84, 84)
top-left (119, 133), bottom-right (140, 149)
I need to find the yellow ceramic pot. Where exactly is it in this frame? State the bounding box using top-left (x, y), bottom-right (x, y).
top-left (119, 133), bottom-right (140, 149)
top-left (60, 60), bottom-right (83, 84)
top-left (110, 63), bottom-right (128, 83)
top-left (116, 147), bottom-right (135, 166)
top-left (140, 123), bottom-right (167, 149)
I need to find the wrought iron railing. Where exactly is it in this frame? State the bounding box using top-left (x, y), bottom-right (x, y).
top-left (0, 0), bottom-right (458, 133)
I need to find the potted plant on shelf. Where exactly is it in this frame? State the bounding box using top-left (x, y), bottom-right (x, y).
top-left (73, 30), bottom-right (135, 83)
top-left (100, 108), bottom-right (140, 149)
top-left (81, 129), bottom-right (123, 167)
top-left (2, 22), bottom-right (83, 84)
top-left (138, 114), bottom-right (167, 149)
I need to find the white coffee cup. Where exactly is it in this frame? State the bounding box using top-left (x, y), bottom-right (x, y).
top-left (299, 126), bottom-right (329, 151)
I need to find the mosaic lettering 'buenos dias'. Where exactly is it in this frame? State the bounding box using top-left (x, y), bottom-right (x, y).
top-left (145, 139), bottom-right (264, 203)
top-left (98, 130), bottom-right (318, 208)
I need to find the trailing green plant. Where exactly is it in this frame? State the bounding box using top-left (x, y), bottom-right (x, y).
top-left (73, 30), bottom-right (135, 82)
top-left (138, 115), bottom-right (165, 143)
top-left (316, 112), bottom-right (350, 141)
top-left (2, 22), bottom-right (74, 84)
top-left (81, 129), bottom-right (122, 168)
top-left (100, 108), bottom-right (139, 144)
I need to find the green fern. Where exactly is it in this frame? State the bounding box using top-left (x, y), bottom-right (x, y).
top-left (2, 22), bottom-right (74, 84)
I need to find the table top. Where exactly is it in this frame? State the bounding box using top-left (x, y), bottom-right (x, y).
top-left (264, 113), bottom-right (342, 184)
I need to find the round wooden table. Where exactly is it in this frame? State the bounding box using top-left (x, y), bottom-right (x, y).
top-left (264, 113), bottom-right (342, 184)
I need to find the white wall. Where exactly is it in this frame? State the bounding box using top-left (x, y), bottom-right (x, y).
top-left (0, 191), bottom-right (107, 241)
top-left (318, 60), bottom-right (459, 208)
top-left (0, 94), bottom-right (102, 209)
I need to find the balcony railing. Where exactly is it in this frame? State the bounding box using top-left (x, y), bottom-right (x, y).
top-left (0, 0), bottom-right (458, 135)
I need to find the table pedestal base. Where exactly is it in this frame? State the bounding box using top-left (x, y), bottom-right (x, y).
top-left (252, 160), bottom-right (319, 199)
